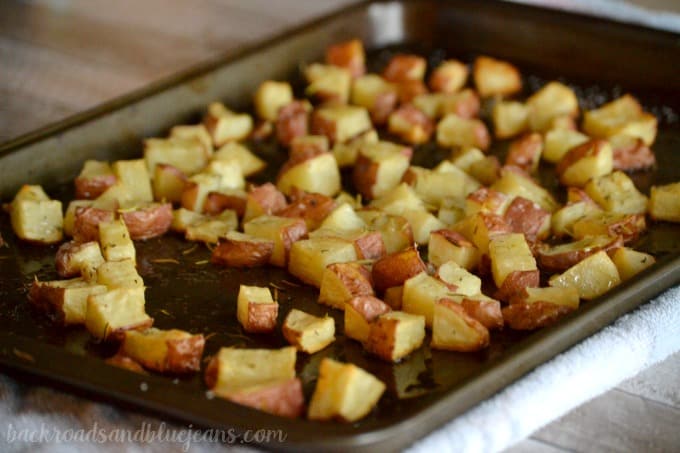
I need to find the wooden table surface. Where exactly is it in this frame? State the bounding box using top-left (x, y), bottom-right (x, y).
top-left (1, 0), bottom-right (679, 451)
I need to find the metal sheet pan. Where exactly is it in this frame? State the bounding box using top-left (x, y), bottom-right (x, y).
top-left (1, 1), bottom-right (679, 451)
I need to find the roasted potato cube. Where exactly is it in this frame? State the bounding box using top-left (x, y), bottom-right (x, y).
top-left (288, 237), bottom-right (358, 287)
top-left (649, 182), bottom-right (680, 222)
top-left (436, 261), bottom-right (482, 295)
top-left (583, 94), bottom-right (657, 145)
top-left (382, 54), bottom-right (426, 83)
top-left (512, 286), bottom-right (580, 310)
top-left (243, 183), bottom-right (288, 222)
top-left (243, 215), bottom-right (307, 267)
top-left (105, 354), bottom-right (147, 375)
top-left (29, 278), bottom-right (107, 325)
top-left (584, 171), bottom-right (648, 214)
top-left (85, 287), bottom-right (152, 341)
top-left (459, 212), bottom-right (513, 256)
top-left (10, 198), bottom-right (63, 245)
top-left (365, 311), bottom-right (425, 362)
top-left (492, 166), bottom-right (558, 212)
top-left (211, 231), bottom-right (274, 268)
top-left (97, 259), bottom-right (143, 289)
top-left (431, 299), bottom-right (490, 351)
top-left (400, 209), bottom-right (447, 245)
top-left (64, 200), bottom-right (93, 237)
top-left (402, 271), bottom-right (452, 327)
top-left (326, 39), bottom-right (365, 77)
top-left (219, 378), bottom-right (305, 419)
top-left (407, 165), bottom-right (480, 207)
top-left (152, 164), bottom-right (187, 203)
top-left (506, 133), bottom-right (543, 173)
top-left (171, 208), bottom-right (205, 233)
top-left (440, 293), bottom-right (503, 330)
top-left (319, 262), bottom-right (374, 310)
top-left (311, 226), bottom-right (386, 260)
top-left (308, 358), bottom-right (385, 422)
top-left (311, 105), bottom-right (372, 145)
top-left (353, 142), bottom-right (412, 200)
top-left (112, 159), bottom-right (153, 203)
top-left (277, 188), bottom-right (336, 230)
top-left (489, 233), bottom-right (539, 299)
top-left (370, 181), bottom-right (423, 216)
top-left (537, 235), bottom-right (622, 271)
top-left (439, 89), bottom-right (481, 119)
top-left (526, 81), bottom-right (579, 132)
top-left (372, 246), bottom-right (427, 293)
top-left (93, 183), bottom-right (135, 210)
top-left (351, 74), bottom-right (398, 125)
top-left (387, 105), bottom-right (434, 145)
top-left (344, 295), bottom-right (391, 343)
top-left (203, 189), bottom-right (247, 217)
top-left (277, 152), bottom-right (341, 197)
top-left (283, 309), bottom-right (335, 354)
top-left (75, 160), bottom-right (117, 200)
top-left (276, 100), bottom-right (311, 147)
top-left (412, 93), bottom-right (445, 119)
top-left (73, 206), bottom-right (115, 243)
top-left (181, 173), bottom-right (222, 213)
top-left (204, 102), bottom-right (253, 146)
top-left (429, 59), bottom-right (468, 93)
top-left (55, 240), bottom-right (105, 280)
top-left (305, 63), bottom-right (352, 104)
top-left (184, 210), bottom-right (238, 243)
top-left (571, 211), bottom-right (645, 244)
top-left (557, 139), bottom-right (614, 187)
top-left (465, 187), bottom-right (511, 217)
top-left (122, 328), bottom-right (205, 373)
top-left (543, 128), bottom-right (589, 164)
top-left (359, 209), bottom-right (414, 254)
top-left (383, 286), bottom-right (404, 310)
top-left (169, 124), bottom-right (213, 156)
top-left (549, 250), bottom-right (621, 300)
top-left (213, 142), bottom-right (266, 177)
top-left (436, 114), bottom-right (490, 150)
top-left (610, 134), bottom-right (656, 171)
top-left (144, 137), bottom-right (208, 177)
top-left (120, 202), bottom-right (173, 241)
top-left (428, 229), bottom-right (481, 270)
top-left (319, 203), bottom-right (367, 232)
top-left (473, 56), bottom-right (522, 98)
top-left (503, 196), bottom-right (551, 242)
top-left (332, 129), bottom-right (379, 167)
top-left (551, 201), bottom-right (601, 238)
top-left (492, 100), bottom-right (529, 139)
top-left (502, 301), bottom-right (574, 330)
top-left (254, 80), bottom-right (294, 121)
top-left (203, 159), bottom-right (245, 191)
top-left (99, 219), bottom-right (135, 262)
top-left (237, 285), bottom-right (278, 333)
top-left (611, 247), bottom-right (656, 281)
top-left (205, 346), bottom-right (296, 392)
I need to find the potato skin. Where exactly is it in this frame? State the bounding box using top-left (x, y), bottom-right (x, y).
top-left (224, 377), bottom-right (305, 418)
top-left (105, 354), bottom-right (148, 374)
top-left (612, 138), bottom-right (656, 171)
top-left (494, 270), bottom-right (539, 301)
top-left (28, 281), bottom-right (66, 325)
top-left (211, 237), bottom-right (274, 268)
top-left (326, 39), bottom-right (365, 78)
top-left (243, 302), bottom-right (278, 333)
top-left (537, 235), bottom-right (623, 271)
top-left (346, 296), bottom-right (391, 322)
top-left (353, 231), bottom-right (386, 260)
top-left (248, 183), bottom-right (288, 216)
top-left (75, 173), bottom-right (117, 200)
top-left (502, 301), bottom-right (574, 330)
top-left (434, 299), bottom-right (490, 352)
top-left (165, 335), bottom-right (206, 373)
top-left (204, 192), bottom-right (246, 217)
top-left (277, 189), bottom-right (337, 230)
top-left (328, 263), bottom-right (374, 296)
top-left (372, 247), bottom-right (427, 292)
top-left (461, 298), bottom-right (503, 330)
top-left (382, 54), bottom-right (426, 83)
top-left (276, 101), bottom-right (309, 146)
top-left (121, 203), bottom-right (173, 240)
top-left (503, 196), bottom-right (550, 242)
top-left (73, 207), bottom-right (115, 243)
top-left (505, 133), bottom-right (542, 173)
top-left (55, 241), bottom-right (88, 278)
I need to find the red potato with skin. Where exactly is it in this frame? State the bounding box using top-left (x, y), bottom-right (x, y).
top-left (319, 262), bottom-right (374, 310)
top-left (382, 54), bottom-right (427, 83)
top-left (276, 188), bottom-right (337, 230)
top-left (221, 377), bottom-right (305, 419)
top-left (243, 183), bottom-right (288, 222)
top-left (211, 232), bottom-right (274, 268)
top-left (494, 269), bottom-right (540, 302)
top-left (439, 89), bottom-right (481, 119)
top-left (276, 101), bottom-right (310, 147)
top-left (326, 39), bottom-right (365, 78)
top-left (431, 299), bottom-right (490, 352)
top-left (503, 196), bottom-right (551, 242)
top-left (73, 206), bottom-right (115, 243)
top-left (387, 104), bottom-right (434, 145)
top-left (611, 136), bottom-right (656, 171)
top-left (121, 329), bottom-right (206, 374)
top-left (537, 235), bottom-right (623, 271)
top-left (397, 80), bottom-right (428, 104)
top-left (203, 190), bottom-right (247, 217)
top-left (372, 247), bottom-right (427, 292)
top-left (344, 295), bottom-right (392, 343)
top-left (460, 298), bottom-right (504, 330)
top-left (120, 203), bottom-right (173, 240)
top-left (428, 60), bottom-right (469, 94)
top-left (55, 240), bottom-right (104, 279)
top-left (105, 354), bottom-right (148, 375)
top-left (505, 133), bottom-right (543, 173)
top-left (75, 161), bottom-right (117, 200)
top-left (502, 301), bottom-right (574, 330)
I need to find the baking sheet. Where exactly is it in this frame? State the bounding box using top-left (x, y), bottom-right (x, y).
top-left (1, 1), bottom-right (679, 451)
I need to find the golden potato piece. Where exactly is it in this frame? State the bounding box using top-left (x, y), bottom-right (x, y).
top-left (122, 328), bottom-right (205, 374)
top-left (237, 285), bottom-right (278, 334)
top-left (431, 299), bottom-right (490, 352)
top-left (365, 311), bottom-right (426, 362)
top-left (473, 55), bottom-right (522, 98)
top-left (283, 309), bottom-right (335, 354)
top-left (549, 251), bottom-right (621, 300)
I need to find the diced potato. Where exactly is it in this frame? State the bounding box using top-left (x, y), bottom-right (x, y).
top-left (276, 100), bottom-right (311, 147)
top-left (465, 187), bottom-right (511, 217)
top-left (73, 206), bottom-right (115, 243)
top-left (513, 286), bottom-right (580, 310)
top-left (431, 299), bottom-right (490, 351)
top-left (489, 233), bottom-right (539, 298)
top-left (436, 114), bottom-right (490, 150)
top-left (382, 54), bottom-right (426, 83)
top-left (332, 129), bottom-right (379, 167)
top-left (412, 93), bottom-right (445, 119)
top-left (277, 152), bottom-right (341, 197)
top-left (429, 59), bottom-right (468, 93)
top-left (406, 165), bottom-right (480, 207)
top-left (218, 378), bottom-right (305, 419)
top-left (526, 81), bottom-right (579, 132)
top-left (311, 105), bottom-right (372, 145)
top-left (93, 183), bottom-right (135, 210)
top-left (492, 166), bottom-right (558, 212)
top-left (458, 212), bottom-right (512, 256)
top-left (438, 89), bottom-right (481, 119)
top-left (181, 173), bottom-right (222, 213)
top-left (468, 156), bottom-right (502, 186)
top-left (344, 295), bottom-right (391, 343)
top-left (169, 124), bottom-right (213, 156)
top-left (365, 311), bottom-right (425, 362)
top-left (611, 247), bottom-right (655, 281)
top-left (351, 74), bottom-right (398, 125)
top-left (144, 137), bottom-right (208, 177)
top-left (171, 208), bottom-right (205, 232)
top-left (75, 160), bottom-right (117, 199)
top-left (319, 262), bottom-right (374, 310)
top-left (204, 159), bottom-right (245, 190)
top-left (243, 215), bottom-right (307, 267)
top-left (308, 358), bottom-right (386, 422)
top-left (402, 271), bottom-right (452, 327)
top-left (428, 229), bottom-right (481, 270)
top-left (55, 240), bottom-right (105, 281)
top-left (203, 102), bottom-right (253, 146)
top-left (436, 261), bottom-right (481, 296)
top-left (203, 189), bottom-right (247, 217)
top-left (254, 80), bottom-right (294, 121)
top-left (502, 301), bottom-right (574, 330)
top-left (28, 278), bottom-right (107, 325)
top-left (243, 183), bottom-right (288, 222)
top-left (506, 133), bottom-right (543, 173)
top-left (358, 210), bottom-right (414, 254)
top-left (549, 251), bottom-right (621, 300)
top-left (64, 200), bottom-right (94, 237)
top-left (288, 237), bottom-right (358, 287)
top-left (649, 182), bottom-right (680, 222)
top-left (388, 105), bottom-right (434, 145)
top-left (185, 210), bottom-right (238, 243)
top-left (503, 196), bottom-right (551, 242)
top-left (473, 56), bottom-right (522, 98)
top-left (319, 203), bottom-right (367, 232)
top-left (112, 159), bottom-right (153, 203)
top-left (584, 171), bottom-right (648, 214)
top-left (97, 259), bottom-right (143, 289)
top-left (492, 100), bottom-right (529, 139)
top-left (237, 285), bottom-right (278, 333)
top-left (399, 209), bottom-right (445, 245)
top-left (99, 219), bottom-right (135, 262)
top-left (583, 94), bottom-right (657, 145)
top-left (152, 164), bottom-right (187, 203)
top-left (551, 201), bottom-right (601, 238)
top-left (610, 134), bottom-right (656, 171)
top-left (120, 202), bottom-right (173, 241)
top-left (211, 231), bottom-right (274, 268)
top-left (571, 211), bottom-right (645, 243)
top-left (543, 128), bottom-right (589, 164)
top-left (305, 63), bottom-right (352, 104)
top-left (383, 286), bottom-right (404, 310)
top-left (443, 293), bottom-right (504, 330)
top-left (537, 235), bottom-right (622, 271)
top-left (212, 142), bottom-right (266, 177)
top-left (85, 287), bottom-right (152, 341)
top-left (122, 328), bottom-right (205, 373)
top-left (205, 346), bottom-right (296, 392)
top-left (372, 246), bottom-right (427, 293)
top-left (369, 182), bottom-right (423, 216)
top-left (326, 39), bottom-right (365, 78)
top-left (283, 309), bottom-right (335, 353)
top-left (10, 192), bottom-right (63, 245)
top-left (353, 141), bottom-right (412, 200)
